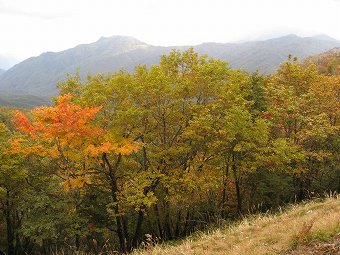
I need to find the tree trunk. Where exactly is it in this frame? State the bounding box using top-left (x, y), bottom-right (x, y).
top-left (154, 204), bottom-right (163, 239)
top-left (221, 157), bottom-right (230, 218)
top-left (175, 210), bottom-right (181, 238)
top-left (296, 176), bottom-right (305, 201)
top-left (103, 153), bottom-right (127, 253)
top-left (164, 202), bottom-right (173, 240)
top-left (182, 210), bottom-right (190, 236)
top-left (132, 210), bottom-right (144, 249)
top-left (122, 216), bottom-right (130, 251)
top-left (232, 154), bottom-right (242, 215)
top-left (5, 190), bottom-right (15, 255)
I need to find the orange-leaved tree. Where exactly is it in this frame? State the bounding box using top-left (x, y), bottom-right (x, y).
top-left (10, 94), bottom-right (139, 253)
top-left (12, 94), bottom-right (98, 188)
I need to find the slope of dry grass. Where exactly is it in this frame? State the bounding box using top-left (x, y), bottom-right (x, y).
top-left (134, 197), bottom-right (340, 255)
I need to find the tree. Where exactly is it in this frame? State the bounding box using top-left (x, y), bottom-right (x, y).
top-left (265, 57), bottom-right (340, 199)
top-left (2, 50), bottom-right (339, 254)
top-left (11, 94), bottom-right (139, 253)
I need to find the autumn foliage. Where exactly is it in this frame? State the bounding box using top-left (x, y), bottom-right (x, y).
top-left (10, 94), bottom-right (138, 190)
top-left (12, 94), bottom-right (102, 153)
top-left (0, 49), bottom-right (339, 254)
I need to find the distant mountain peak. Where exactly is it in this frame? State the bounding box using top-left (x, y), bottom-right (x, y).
top-left (90, 35), bottom-right (150, 53)
top-left (97, 35), bottom-right (145, 43)
top-left (282, 34), bottom-right (300, 38)
top-left (94, 35), bottom-right (150, 50)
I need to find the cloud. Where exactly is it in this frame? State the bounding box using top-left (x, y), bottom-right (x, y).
top-left (0, 2), bottom-right (70, 19)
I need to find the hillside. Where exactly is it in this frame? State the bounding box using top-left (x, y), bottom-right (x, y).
top-left (135, 198), bottom-right (340, 255)
top-left (0, 34), bottom-right (339, 97)
top-left (303, 47), bottom-right (340, 75)
top-left (0, 94), bottom-right (50, 108)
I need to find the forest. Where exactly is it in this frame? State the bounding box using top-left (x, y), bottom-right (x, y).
top-left (0, 49), bottom-right (339, 254)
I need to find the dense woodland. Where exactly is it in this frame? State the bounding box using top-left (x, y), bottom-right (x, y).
top-left (0, 49), bottom-right (339, 254)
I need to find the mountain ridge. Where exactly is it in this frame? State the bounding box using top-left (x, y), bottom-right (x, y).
top-left (0, 34), bottom-right (340, 97)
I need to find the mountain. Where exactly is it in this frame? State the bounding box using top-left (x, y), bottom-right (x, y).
top-left (0, 34), bottom-right (340, 97)
top-left (0, 36), bottom-right (152, 96)
top-left (195, 34), bottom-right (340, 73)
top-left (303, 47), bottom-right (340, 75)
top-left (0, 69), bottom-right (5, 76)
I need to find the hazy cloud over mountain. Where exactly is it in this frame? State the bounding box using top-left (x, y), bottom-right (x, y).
top-left (0, 55), bottom-right (18, 69)
top-left (1, 0), bottom-right (339, 61)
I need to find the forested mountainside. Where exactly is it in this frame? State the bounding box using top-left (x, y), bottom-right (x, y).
top-left (303, 47), bottom-right (340, 75)
top-left (0, 94), bottom-right (50, 108)
top-left (0, 34), bottom-right (339, 97)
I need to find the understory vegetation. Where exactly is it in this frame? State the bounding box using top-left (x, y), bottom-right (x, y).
top-left (134, 196), bottom-right (340, 255)
top-left (0, 49), bottom-right (339, 254)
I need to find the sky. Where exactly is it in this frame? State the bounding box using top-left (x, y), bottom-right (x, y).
top-left (1, 0), bottom-right (340, 63)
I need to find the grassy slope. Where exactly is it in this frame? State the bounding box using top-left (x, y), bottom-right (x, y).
top-left (135, 197), bottom-right (340, 255)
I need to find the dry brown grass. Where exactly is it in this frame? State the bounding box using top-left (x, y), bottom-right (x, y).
top-left (134, 197), bottom-right (340, 255)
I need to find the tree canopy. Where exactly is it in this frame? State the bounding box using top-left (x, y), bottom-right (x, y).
top-left (0, 49), bottom-right (339, 254)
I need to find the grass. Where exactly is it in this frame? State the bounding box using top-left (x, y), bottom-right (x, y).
top-left (133, 196), bottom-right (340, 255)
